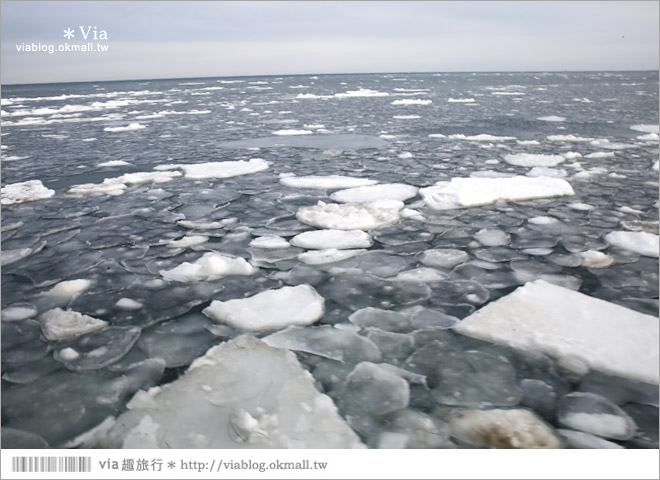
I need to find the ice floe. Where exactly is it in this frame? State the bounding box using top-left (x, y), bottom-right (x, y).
top-left (526, 167), bottom-right (567, 178)
top-left (291, 229), bottom-right (373, 249)
top-left (391, 99), bottom-right (432, 105)
top-left (80, 335), bottom-right (364, 448)
top-left (203, 284), bottom-right (324, 331)
top-left (604, 231), bottom-right (659, 257)
top-left (557, 392), bottom-right (636, 440)
top-left (160, 252), bottom-right (256, 283)
top-left (272, 129), bottom-right (313, 136)
top-left (68, 171), bottom-right (181, 196)
top-left (1, 303), bottom-right (39, 322)
top-left (630, 124), bottom-right (659, 134)
top-left (177, 158), bottom-right (269, 179)
top-left (249, 235), bottom-right (290, 249)
top-left (1, 180), bottom-right (55, 205)
top-left (448, 134), bottom-right (517, 141)
top-left (97, 160), bottom-right (131, 167)
top-left (104, 123), bottom-right (146, 132)
top-left (420, 249), bottom-right (469, 269)
top-left (455, 280), bottom-right (659, 384)
top-left (335, 88), bottom-right (389, 98)
top-left (448, 98), bottom-right (475, 103)
top-left (39, 308), bottom-right (108, 341)
top-left (164, 235), bottom-right (209, 249)
top-left (280, 174), bottom-right (377, 190)
top-left (537, 115), bottom-right (565, 122)
top-left (296, 200), bottom-right (404, 230)
top-left (504, 153), bottom-right (565, 167)
top-left (298, 248), bottom-right (367, 265)
top-left (330, 184), bottom-right (419, 203)
top-left (420, 176), bottom-right (575, 210)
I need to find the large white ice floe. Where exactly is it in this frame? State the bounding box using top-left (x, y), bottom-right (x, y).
top-left (454, 280), bottom-right (659, 384)
top-left (296, 200), bottom-right (404, 230)
top-left (420, 176), bottom-right (574, 210)
top-left (449, 409), bottom-right (561, 448)
top-left (39, 308), bottom-right (108, 341)
top-left (329, 183), bottom-right (419, 203)
top-left (504, 153), bottom-right (565, 167)
top-left (291, 229), bottom-right (373, 250)
top-left (391, 99), bottom-right (432, 105)
top-left (203, 284), bottom-right (325, 331)
top-left (279, 174), bottom-right (377, 190)
top-left (604, 231), bottom-right (659, 258)
top-left (1, 180), bottom-right (55, 205)
top-left (177, 158), bottom-right (269, 179)
top-left (630, 124), bottom-right (659, 134)
top-left (272, 129), bottom-right (313, 136)
top-left (537, 115), bottom-right (565, 122)
top-left (160, 252), bottom-right (257, 283)
top-left (83, 335), bottom-right (364, 448)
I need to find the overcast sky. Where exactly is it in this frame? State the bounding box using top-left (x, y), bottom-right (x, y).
top-left (1, 1), bottom-right (658, 84)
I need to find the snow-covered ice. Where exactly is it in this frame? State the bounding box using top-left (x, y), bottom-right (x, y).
top-left (537, 115), bottom-right (565, 122)
top-left (455, 280), bottom-right (659, 384)
top-left (630, 124), bottom-right (659, 134)
top-left (85, 335), bottom-right (364, 448)
top-left (296, 200), bottom-right (404, 230)
top-left (249, 235), bottom-right (290, 249)
top-left (291, 229), bottom-right (373, 250)
top-left (1, 180), bottom-right (55, 205)
top-left (604, 231), bottom-right (659, 258)
top-left (298, 248), bottom-right (367, 265)
top-left (420, 176), bottom-right (575, 210)
top-left (272, 129), bottom-right (313, 136)
top-left (391, 99), bottom-right (432, 105)
top-left (203, 284), bottom-right (324, 331)
top-left (2, 303), bottom-right (39, 322)
top-left (330, 183), bottom-right (419, 203)
top-left (280, 174), bottom-right (377, 190)
top-left (160, 252), bottom-right (257, 282)
top-left (97, 160), bottom-right (131, 167)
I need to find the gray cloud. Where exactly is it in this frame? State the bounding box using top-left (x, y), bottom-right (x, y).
top-left (1, 1), bottom-right (657, 84)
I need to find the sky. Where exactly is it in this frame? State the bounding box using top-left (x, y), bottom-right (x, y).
top-left (1, 1), bottom-right (658, 84)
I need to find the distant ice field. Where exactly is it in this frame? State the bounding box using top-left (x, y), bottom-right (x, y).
top-left (1, 71), bottom-right (658, 449)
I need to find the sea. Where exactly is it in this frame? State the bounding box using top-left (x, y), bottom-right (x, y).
top-left (1, 71), bottom-right (658, 449)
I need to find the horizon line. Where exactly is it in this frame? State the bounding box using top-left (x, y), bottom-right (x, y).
top-left (2, 68), bottom-right (658, 87)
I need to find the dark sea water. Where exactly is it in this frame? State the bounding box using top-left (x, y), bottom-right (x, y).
top-left (1, 71), bottom-right (658, 449)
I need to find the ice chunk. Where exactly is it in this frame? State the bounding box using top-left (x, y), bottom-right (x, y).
top-left (272, 129), bottom-right (313, 135)
top-left (420, 249), bottom-right (468, 268)
top-left (348, 307), bottom-right (411, 332)
top-left (330, 183), bottom-right (419, 203)
top-left (249, 235), bottom-right (290, 249)
top-left (1, 247), bottom-right (37, 266)
top-left (341, 362), bottom-right (410, 416)
top-left (474, 227), bottom-right (510, 246)
top-left (449, 409), bottom-right (561, 448)
top-left (262, 325), bottom-right (381, 363)
top-left (178, 158), bottom-right (269, 179)
top-left (448, 98), bottom-right (475, 103)
top-left (547, 134), bottom-right (594, 142)
top-left (291, 229), bottom-right (373, 249)
top-left (420, 176), bottom-right (574, 210)
top-left (432, 350), bottom-right (522, 407)
top-left (296, 200), bottom-right (404, 230)
top-left (448, 133), bottom-right (516, 141)
top-left (165, 235), bottom-right (208, 248)
top-left (1, 180), bottom-right (55, 205)
top-left (585, 151), bottom-right (615, 159)
top-left (604, 231), bottom-right (659, 258)
top-left (53, 326), bottom-right (141, 371)
top-left (366, 329), bottom-right (415, 363)
top-left (392, 267), bottom-right (447, 283)
top-left (298, 248), bottom-right (367, 265)
top-left (381, 410), bottom-right (452, 448)
top-left (104, 123), bottom-right (146, 132)
top-left (115, 298), bottom-right (144, 310)
top-left (391, 99), bottom-right (432, 105)
top-left (504, 153), bottom-right (565, 167)
top-left (527, 167), bottom-right (567, 178)
top-left (97, 160), bottom-right (131, 167)
top-left (39, 308), bottom-right (108, 341)
top-left (455, 280), bottom-right (659, 384)
top-left (335, 88), bottom-right (389, 98)
top-left (94, 335), bottom-right (364, 448)
top-left (2, 303), bottom-right (38, 322)
top-left (557, 392), bottom-right (636, 440)
top-left (577, 250), bottom-right (613, 268)
top-left (558, 429), bottom-right (624, 449)
top-left (203, 284), bottom-right (324, 331)
top-left (630, 124), bottom-right (659, 134)
top-left (160, 252), bottom-right (257, 282)
top-left (537, 115), bottom-right (565, 122)
top-left (280, 175), bottom-right (377, 190)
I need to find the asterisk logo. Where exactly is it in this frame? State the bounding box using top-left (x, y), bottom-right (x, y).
top-left (167, 461), bottom-right (176, 469)
top-left (63, 28), bottom-right (75, 39)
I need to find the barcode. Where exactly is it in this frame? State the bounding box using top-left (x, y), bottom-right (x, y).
top-left (11, 456), bottom-right (92, 473)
